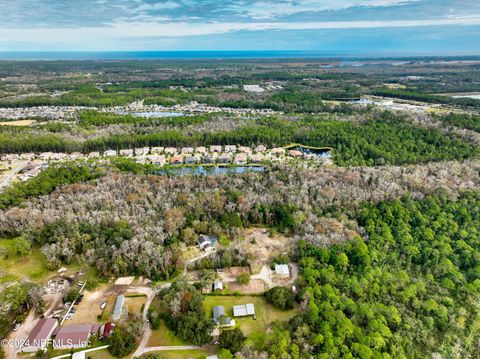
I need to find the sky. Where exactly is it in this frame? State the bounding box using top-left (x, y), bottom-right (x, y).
top-left (0, 0), bottom-right (479, 55)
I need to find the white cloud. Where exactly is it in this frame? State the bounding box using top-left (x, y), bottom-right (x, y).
top-left (228, 0), bottom-right (421, 19)
top-left (135, 1), bottom-right (180, 11)
top-left (1, 16), bottom-right (480, 47)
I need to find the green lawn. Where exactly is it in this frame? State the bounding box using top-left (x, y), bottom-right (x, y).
top-left (0, 238), bottom-right (106, 289)
top-left (87, 348), bottom-right (116, 359)
top-left (203, 295), bottom-right (298, 335)
top-left (0, 238), bottom-right (50, 283)
top-left (148, 320), bottom-right (188, 347)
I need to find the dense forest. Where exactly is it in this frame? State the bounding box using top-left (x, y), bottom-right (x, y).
top-left (1, 159), bottom-right (479, 282)
top-left (263, 192), bottom-right (480, 358)
top-left (1, 112), bottom-right (478, 166)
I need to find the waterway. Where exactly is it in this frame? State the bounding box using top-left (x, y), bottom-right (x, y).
top-left (131, 111), bottom-right (185, 118)
top-left (155, 165), bottom-right (266, 176)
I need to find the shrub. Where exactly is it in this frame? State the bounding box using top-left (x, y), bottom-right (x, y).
top-left (219, 328), bottom-right (246, 353)
top-left (237, 272), bottom-right (251, 285)
top-left (265, 286), bottom-right (295, 310)
top-left (107, 326), bottom-right (137, 357)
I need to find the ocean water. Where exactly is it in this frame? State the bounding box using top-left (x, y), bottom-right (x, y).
top-left (0, 51), bottom-right (365, 61)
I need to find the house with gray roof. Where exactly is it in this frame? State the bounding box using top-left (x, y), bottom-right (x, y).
top-left (212, 305), bottom-right (235, 327)
top-left (212, 305), bottom-right (225, 321)
top-left (198, 234), bottom-right (218, 251)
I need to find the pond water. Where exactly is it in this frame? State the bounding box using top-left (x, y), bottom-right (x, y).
top-left (452, 94), bottom-right (480, 100)
top-left (290, 146), bottom-right (331, 158)
top-left (155, 165), bottom-right (266, 176)
top-left (131, 111), bottom-right (185, 118)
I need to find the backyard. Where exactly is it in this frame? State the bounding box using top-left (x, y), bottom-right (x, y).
top-left (203, 295), bottom-right (298, 336)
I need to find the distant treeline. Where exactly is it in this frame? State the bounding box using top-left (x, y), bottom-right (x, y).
top-left (436, 113), bottom-right (480, 132)
top-left (1, 114), bottom-right (478, 166)
top-left (373, 88), bottom-right (480, 109)
top-left (78, 111), bottom-right (214, 128)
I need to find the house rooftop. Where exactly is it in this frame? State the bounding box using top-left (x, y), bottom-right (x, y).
top-left (213, 305), bottom-right (226, 320)
top-left (275, 264), bottom-right (290, 276)
top-left (53, 324), bottom-right (93, 348)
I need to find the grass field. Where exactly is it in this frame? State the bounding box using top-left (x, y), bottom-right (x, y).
top-left (203, 295), bottom-right (298, 336)
top-left (125, 294), bottom-right (147, 315)
top-left (0, 238), bottom-right (50, 283)
top-left (87, 349), bottom-right (116, 359)
top-left (147, 320), bottom-right (188, 347)
top-left (0, 238), bottom-right (106, 290)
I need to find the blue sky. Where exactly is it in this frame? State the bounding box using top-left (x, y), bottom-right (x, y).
top-left (0, 0), bottom-right (479, 54)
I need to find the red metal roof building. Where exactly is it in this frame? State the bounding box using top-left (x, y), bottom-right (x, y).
top-left (53, 324), bottom-right (95, 350)
top-left (22, 318), bottom-right (59, 353)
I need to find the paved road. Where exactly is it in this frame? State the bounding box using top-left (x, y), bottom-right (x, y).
top-left (133, 345), bottom-right (201, 357)
top-left (0, 161), bottom-right (27, 191)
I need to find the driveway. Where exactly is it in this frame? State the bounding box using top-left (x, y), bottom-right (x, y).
top-left (251, 265), bottom-right (273, 288)
top-left (4, 310), bottom-right (37, 359)
top-left (132, 345), bottom-right (200, 358)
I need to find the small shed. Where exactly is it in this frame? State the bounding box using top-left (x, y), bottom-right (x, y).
top-left (275, 264), bottom-right (290, 278)
top-left (213, 279), bottom-right (223, 291)
top-left (100, 322), bottom-right (116, 338)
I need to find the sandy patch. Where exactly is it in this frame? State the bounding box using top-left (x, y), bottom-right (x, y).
top-left (227, 279), bottom-right (266, 293)
top-left (242, 228), bottom-right (292, 272)
top-left (0, 120), bottom-right (34, 126)
top-left (69, 284), bottom-right (119, 324)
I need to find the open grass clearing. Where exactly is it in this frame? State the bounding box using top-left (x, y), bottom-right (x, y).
top-left (147, 320), bottom-right (188, 347)
top-left (0, 238), bottom-right (50, 283)
top-left (203, 295), bottom-right (298, 335)
top-left (125, 293), bottom-right (147, 315)
top-left (87, 348), bottom-right (117, 359)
